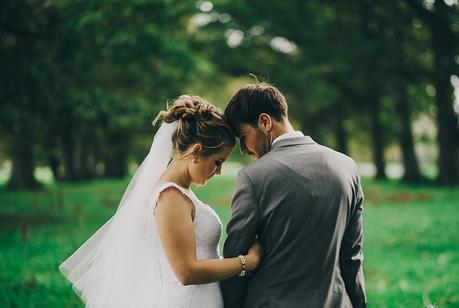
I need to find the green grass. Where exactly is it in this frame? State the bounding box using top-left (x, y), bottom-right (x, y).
top-left (0, 176), bottom-right (458, 307)
top-left (360, 179), bottom-right (459, 307)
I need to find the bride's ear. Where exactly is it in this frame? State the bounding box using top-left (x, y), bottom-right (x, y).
top-left (190, 143), bottom-right (203, 161)
top-left (258, 113), bottom-right (273, 133)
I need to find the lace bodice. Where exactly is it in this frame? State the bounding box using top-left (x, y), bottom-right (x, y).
top-left (147, 182), bottom-right (224, 308)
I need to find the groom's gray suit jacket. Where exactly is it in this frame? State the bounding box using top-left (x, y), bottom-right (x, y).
top-left (221, 136), bottom-right (367, 308)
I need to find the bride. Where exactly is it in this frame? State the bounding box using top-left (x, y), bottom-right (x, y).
top-left (59, 95), bottom-right (262, 307)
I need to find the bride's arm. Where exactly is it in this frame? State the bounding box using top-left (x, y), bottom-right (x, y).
top-left (154, 187), bottom-right (261, 286)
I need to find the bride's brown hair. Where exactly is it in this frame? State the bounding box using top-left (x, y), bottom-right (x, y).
top-left (154, 95), bottom-right (235, 156)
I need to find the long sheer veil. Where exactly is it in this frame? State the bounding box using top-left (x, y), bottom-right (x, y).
top-left (59, 121), bottom-right (178, 307)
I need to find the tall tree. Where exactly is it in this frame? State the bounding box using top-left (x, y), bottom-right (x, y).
top-left (391, 22), bottom-right (422, 182)
top-left (404, 0), bottom-right (459, 185)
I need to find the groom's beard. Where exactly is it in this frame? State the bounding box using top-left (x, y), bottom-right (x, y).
top-left (254, 130), bottom-right (271, 159)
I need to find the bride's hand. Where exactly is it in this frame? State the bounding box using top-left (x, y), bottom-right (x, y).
top-left (245, 240), bottom-right (263, 272)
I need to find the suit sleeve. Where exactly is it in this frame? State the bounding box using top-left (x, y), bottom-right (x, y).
top-left (340, 173), bottom-right (367, 308)
top-left (221, 170), bottom-right (259, 308)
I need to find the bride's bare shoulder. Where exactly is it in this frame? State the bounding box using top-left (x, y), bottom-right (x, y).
top-left (155, 186), bottom-right (195, 218)
top-left (157, 186), bottom-right (190, 203)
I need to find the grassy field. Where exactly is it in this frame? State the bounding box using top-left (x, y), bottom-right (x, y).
top-left (0, 176), bottom-right (458, 307)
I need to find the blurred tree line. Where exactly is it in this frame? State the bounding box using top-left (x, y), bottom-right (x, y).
top-left (0, 0), bottom-right (458, 189)
top-left (0, 0), bottom-right (198, 189)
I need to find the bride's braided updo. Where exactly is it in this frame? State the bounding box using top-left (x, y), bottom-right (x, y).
top-left (154, 95), bottom-right (235, 156)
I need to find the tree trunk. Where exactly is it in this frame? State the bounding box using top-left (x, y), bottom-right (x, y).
top-left (62, 132), bottom-right (77, 181)
top-left (103, 130), bottom-right (130, 178)
top-left (104, 147), bottom-right (128, 178)
top-left (392, 27), bottom-right (421, 182)
top-left (434, 72), bottom-right (458, 185)
top-left (368, 94), bottom-right (387, 180)
top-left (335, 100), bottom-right (349, 155)
top-left (394, 77), bottom-right (422, 182)
top-left (404, 0), bottom-right (459, 185)
top-left (431, 2), bottom-right (459, 185)
top-left (44, 131), bottom-right (63, 182)
top-left (432, 45), bottom-right (458, 184)
top-left (359, 3), bottom-right (386, 180)
top-left (48, 149), bottom-right (61, 182)
top-left (7, 125), bottom-right (40, 190)
top-left (79, 133), bottom-right (97, 180)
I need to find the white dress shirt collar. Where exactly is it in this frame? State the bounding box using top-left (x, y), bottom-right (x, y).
top-left (272, 131), bottom-right (304, 146)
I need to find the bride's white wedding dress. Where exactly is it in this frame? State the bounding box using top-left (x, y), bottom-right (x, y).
top-left (150, 182), bottom-right (224, 308)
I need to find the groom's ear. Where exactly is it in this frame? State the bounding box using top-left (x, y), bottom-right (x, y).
top-left (258, 113), bottom-right (273, 133)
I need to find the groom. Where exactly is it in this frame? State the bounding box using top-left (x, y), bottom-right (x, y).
top-left (221, 83), bottom-right (367, 308)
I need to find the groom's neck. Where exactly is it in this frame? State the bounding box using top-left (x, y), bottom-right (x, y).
top-left (271, 118), bottom-right (295, 140)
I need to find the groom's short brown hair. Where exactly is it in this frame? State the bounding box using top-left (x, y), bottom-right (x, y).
top-left (224, 83), bottom-right (288, 135)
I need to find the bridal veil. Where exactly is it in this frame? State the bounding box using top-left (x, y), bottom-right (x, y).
top-left (59, 121), bottom-right (178, 307)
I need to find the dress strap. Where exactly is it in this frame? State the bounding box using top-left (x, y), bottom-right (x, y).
top-left (150, 182), bottom-right (196, 211)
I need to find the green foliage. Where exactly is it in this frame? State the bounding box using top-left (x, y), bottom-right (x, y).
top-left (197, 0), bottom-right (459, 182)
top-left (0, 0), bottom-right (201, 184)
top-left (0, 176), bottom-right (458, 307)
top-left (1, 0), bottom-right (458, 188)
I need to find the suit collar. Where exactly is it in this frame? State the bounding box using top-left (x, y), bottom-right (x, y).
top-left (270, 135), bottom-right (316, 151)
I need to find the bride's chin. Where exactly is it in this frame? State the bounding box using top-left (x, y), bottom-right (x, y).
top-left (193, 179), bottom-right (207, 187)
top-left (197, 174), bottom-right (215, 186)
